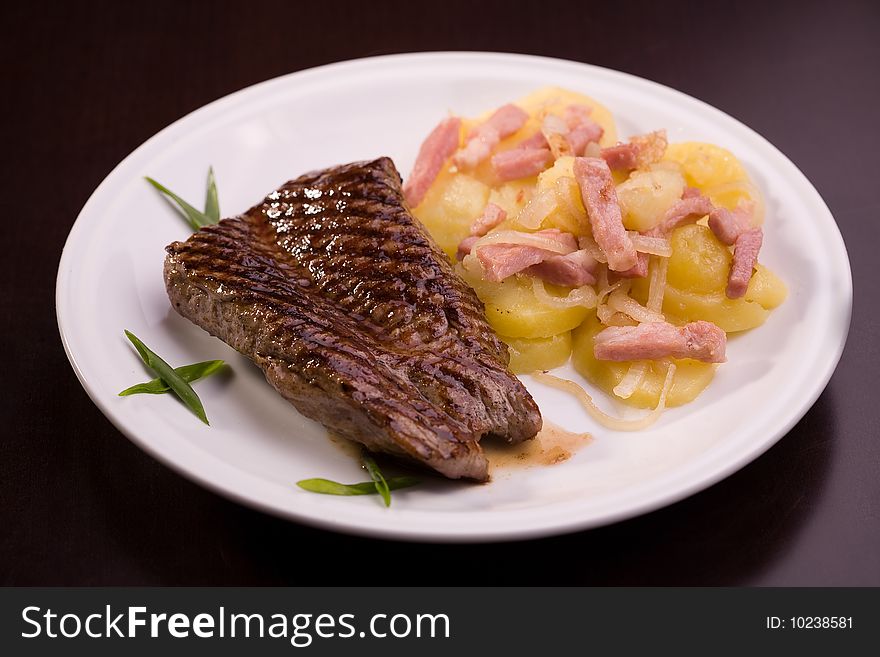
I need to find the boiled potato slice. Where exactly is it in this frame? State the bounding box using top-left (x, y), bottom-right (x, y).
top-left (413, 169), bottom-right (489, 260)
top-left (571, 314), bottom-right (716, 408)
top-left (458, 265), bottom-right (590, 338)
top-left (632, 225), bottom-right (787, 332)
top-left (745, 264), bottom-right (787, 309)
top-left (510, 86), bottom-right (618, 148)
top-left (659, 266), bottom-right (787, 333)
top-left (666, 224), bottom-right (731, 294)
top-left (488, 180), bottom-right (533, 218)
top-left (663, 141), bottom-right (747, 189)
top-left (616, 167), bottom-right (686, 232)
top-left (503, 332), bottom-right (572, 373)
top-left (537, 155), bottom-right (577, 189)
top-left (534, 157), bottom-right (587, 234)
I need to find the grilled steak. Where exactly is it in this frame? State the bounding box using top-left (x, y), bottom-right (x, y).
top-left (164, 157), bottom-right (541, 480)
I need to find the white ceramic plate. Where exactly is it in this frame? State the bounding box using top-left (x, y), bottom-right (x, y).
top-left (56, 53), bottom-right (851, 541)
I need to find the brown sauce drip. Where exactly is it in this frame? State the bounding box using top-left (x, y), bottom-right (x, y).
top-left (328, 423), bottom-right (591, 476)
top-left (484, 421), bottom-right (592, 471)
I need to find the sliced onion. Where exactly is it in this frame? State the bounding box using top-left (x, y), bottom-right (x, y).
top-left (578, 234), bottom-right (607, 263)
top-left (595, 267), bottom-right (616, 300)
top-left (596, 303), bottom-right (617, 325)
top-left (613, 361), bottom-right (649, 399)
top-left (602, 311), bottom-right (638, 326)
top-left (473, 229), bottom-right (573, 254)
top-left (532, 363), bottom-right (676, 431)
top-left (542, 113), bottom-right (568, 135)
top-left (646, 254), bottom-right (669, 313)
top-left (627, 232), bottom-right (672, 257)
top-left (531, 277), bottom-right (597, 309)
top-left (515, 188), bottom-right (557, 229)
top-left (607, 288), bottom-right (665, 323)
top-left (555, 176), bottom-right (586, 225)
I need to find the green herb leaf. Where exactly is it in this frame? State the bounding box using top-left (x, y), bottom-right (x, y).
top-left (204, 166), bottom-right (220, 223)
top-left (123, 330), bottom-right (210, 424)
top-left (119, 360), bottom-right (225, 396)
top-left (296, 476), bottom-right (420, 497)
top-left (362, 454), bottom-right (392, 507)
top-left (145, 176), bottom-right (214, 230)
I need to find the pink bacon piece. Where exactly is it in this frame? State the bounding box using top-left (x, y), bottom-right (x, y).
top-left (474, 229), bottom-right (578, 282)
top-left (726, 228), bottom-right (763, 299)
top-left (403, 116), bottom-right (462, 208)
top-left (456, 236), bottom-right (479, 261)
top-left (654, 191), bottom-right (715, 234)
top-left (601, 143), bottom-right (640, 171)
top-left (600, 131), bottom-right (667, 171)
top-left (453, 104), bottom-right (529, 170)
top-left (616, 252), bottom-right (650, 279)
top-left (593, 320), bottom-right (727, 363)
top-left (517, 132), bottom-right (549, 150)
top-left (573, 157), bottom-right (637, 271)
top-left (492, 148), bottom-right (553, 181)
top-left (708, 202), bottom-right (753, 245)
top-left (526, 249), bottom-right (598, 287)
top-left (470, 203), bottom-right (507, 237)
top-left (563, 104), bottom-right (604, 155)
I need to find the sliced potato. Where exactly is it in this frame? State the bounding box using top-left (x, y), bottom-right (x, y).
top-left (616, 167), bottom-right (686, 232)
top-left (659, 265), bottom-right (787, 333)
top-left (503, 332), bottom-right (572, 373)
top-left (666, 224), bottom-right (731, 294)
top-left (663, 141), bottom-right (748, 189)
top-left (535, 157), bottom-right (587, 234)
top-left (459, 266), bottom-right (590, 338)
top-left (413, 169), bottom-right (489, 260)
top-left (571, 314), bottom-right (716, 408)
top-left (632, 227), bottom-right (787, 333)
top-left (513, 86), bottom-right (618, 148)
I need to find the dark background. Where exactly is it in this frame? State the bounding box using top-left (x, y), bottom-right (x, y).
top-left (2, 0), bottom-right (877, 585)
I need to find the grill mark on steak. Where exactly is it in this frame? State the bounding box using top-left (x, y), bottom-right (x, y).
top-left (164, 157), bottom-right (541, 480)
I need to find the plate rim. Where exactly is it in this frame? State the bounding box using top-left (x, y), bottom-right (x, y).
top-left (56, 51), bottom-right (853, 542)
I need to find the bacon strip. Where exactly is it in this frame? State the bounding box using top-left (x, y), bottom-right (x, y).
top-left (491, 147), bottom-right (553, 181)
top-left (526, 250), bottom-right (598, 287)
top-left (517, 132), bottom-right (549, 150)
top-left (708, 203), bottom-right (753, 245)
top-left (474, 229), bottom-right (578, 282)
top-left (615, 252), bottom-right (650, 279)
top-left (563, 104), bottom-right (603, 155)
top-left (630, 130), bottom-right (667, 167)
top-left (654, 191), bottom-right (714, 234)
top-left (470, 203), bottom-right (507, 237)
top-left (456, 235), bottom-right (479, 261)
top-left (727, 228), bottom-right (763, 299)
top-left (600, 131), bottom-right (667, 171)
top-left (601, 143), bottom-right (640, 171)
top-left (453, 104), bottom-right (529, 170)
top-left (594, 320), bottom-right (727, 363)
top-left (573, 157), bottom-right (637, 271)
top-left (403, 117), bottom-right (461, 207)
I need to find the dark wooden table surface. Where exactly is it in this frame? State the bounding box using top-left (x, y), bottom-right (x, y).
top-left (2, 0), bottom-right (877, 585)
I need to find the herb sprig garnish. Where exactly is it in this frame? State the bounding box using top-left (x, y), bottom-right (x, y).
top-left (362, 454), bottom-right (392, 506)
top-left (119, 359), bottom-right (225, 396)
top-left (146, 166), bottom-right (220, 230)
top-left (122, 330), bottom-right (212, 424)
top-left (296, 476), bottom-right (420, 498)
top-left (297, 454), bottom-right (419, 506)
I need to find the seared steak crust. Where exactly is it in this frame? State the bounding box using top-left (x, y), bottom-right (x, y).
top-left (164, 158), bottom-right (541, 480)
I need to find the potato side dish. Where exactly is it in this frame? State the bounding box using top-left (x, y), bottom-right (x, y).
top-left (405, 87), bottom-right (786, 421)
